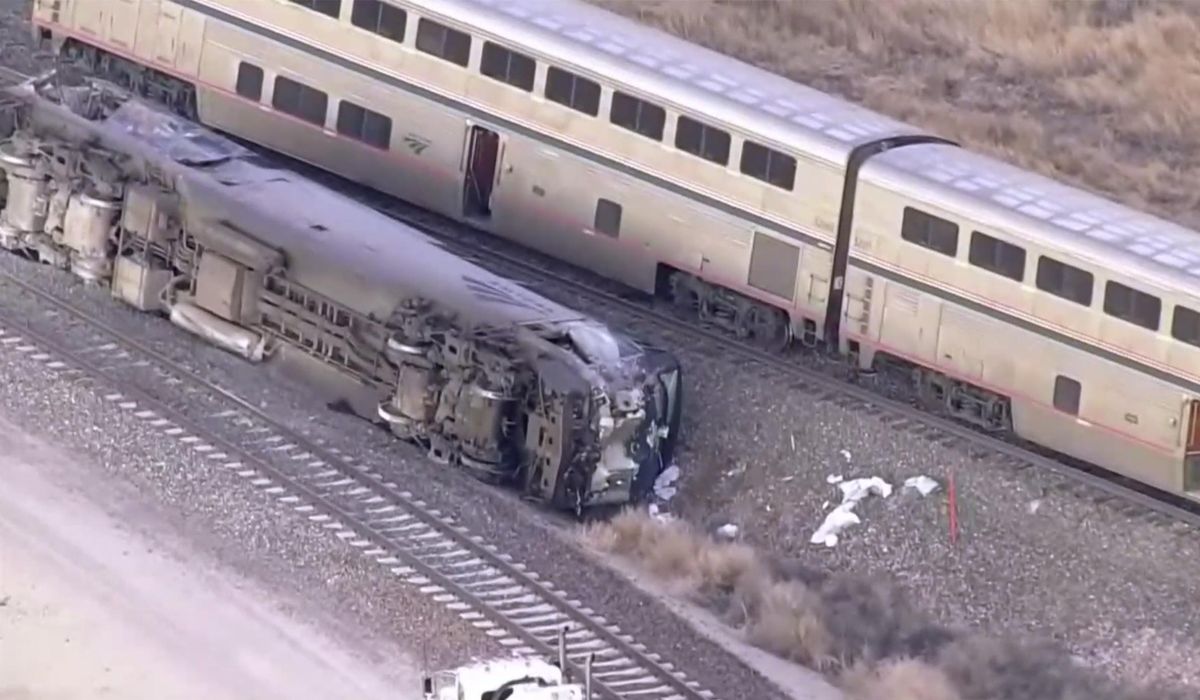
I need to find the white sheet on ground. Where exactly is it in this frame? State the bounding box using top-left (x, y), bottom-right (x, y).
top-left (810, 476), bottom-right (893, 547)
top-left (903, 475), bottom-right (939, 496)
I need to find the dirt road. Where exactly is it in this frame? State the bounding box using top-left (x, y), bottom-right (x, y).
top-left (0, 416), bottom-right (419, 699)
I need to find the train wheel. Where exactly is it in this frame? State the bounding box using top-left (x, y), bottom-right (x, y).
top-left (914, 368), bottom-right (948, 413)
top-left (742, 304), bottom-right (792, 352)
top-left (666, 272), bottom-right (701, 316)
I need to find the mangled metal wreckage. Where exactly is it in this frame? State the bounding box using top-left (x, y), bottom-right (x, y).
top-left (0, 73), bottom-right (682, 513)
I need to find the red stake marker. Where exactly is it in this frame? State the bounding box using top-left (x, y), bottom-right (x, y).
top-left (948, 469), bottom-right (959, 546)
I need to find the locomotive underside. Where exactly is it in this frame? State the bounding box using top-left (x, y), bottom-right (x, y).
top-left (0, 73), bottom-right (681, 513)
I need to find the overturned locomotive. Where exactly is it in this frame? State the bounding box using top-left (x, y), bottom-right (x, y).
top-left (0, 72), bottom-right (682, 513)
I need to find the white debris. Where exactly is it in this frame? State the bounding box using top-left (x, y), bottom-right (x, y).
top-left (1027, 499), bottom-right (1041, 514)
top-left (715, 523), bottom-right (739, 540)
top-left (810, 476), bottom-right (893, 547)
top-left (903, 475), bottom-right (940, 496)
top-left (826, 474), bottom-right (844, 484)
top-left (810, 507), bottom-right (861, 548)
top-left (839, 476), bottom-right (892, 501)
top-left (648, 503), bottom-right (674, 523)
top-left (653, 464), bottom-right (680, 502)
top-left (840, 449), bottom-right (852, 462)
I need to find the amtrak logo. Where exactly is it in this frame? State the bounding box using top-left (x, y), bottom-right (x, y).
top-left (463, 274), bottom-right (554, 315)
top-left (403, 133), bottom-right (431, 155)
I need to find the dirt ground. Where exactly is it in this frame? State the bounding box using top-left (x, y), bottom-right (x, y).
top-left (591, 0), bottom-right (1200, 229)
top-left (0, 414), bottom-right (418, 700)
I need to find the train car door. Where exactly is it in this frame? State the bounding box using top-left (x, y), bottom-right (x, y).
top-left (463, 125), bottom-right (500, 220)
top-left (1185, 399), bottom-right (1200, 494)
top-left (106, 0), bottom-right (139, 51)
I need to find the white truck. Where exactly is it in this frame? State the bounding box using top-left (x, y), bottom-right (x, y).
top-left (422, 628), bottom-right (595, 700)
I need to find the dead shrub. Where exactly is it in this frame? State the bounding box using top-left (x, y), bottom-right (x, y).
top-left (745, 581), bottom-right (836, 670)
top-left (692, 540), bottom-right (763, 600)
top-left (579, 511), bottom-right (1180, 700)
top-left (719, 560), bottom-right (770, 628)
top-left (936, 634), bottom-right (1119, 700)
top-left (842, 658), bottom-right (962, 700)
top-left (815, 572), bottom-right (927, 668)
top-left (634, 520), bottom-right (701, 580)
top-left (581, 508), bottom-right (657, 557)
top-left (764, 554), bottom-right (829, 588)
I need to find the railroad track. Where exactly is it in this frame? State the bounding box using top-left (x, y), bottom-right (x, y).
top-left (0, 262), bottom-right (718, 700)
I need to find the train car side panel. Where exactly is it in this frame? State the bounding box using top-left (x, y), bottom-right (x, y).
top-left (149, 0), bottom-right (849, 245)
top-left (1011, 360), bottom-right (1186, 495)
top-left (194, 21), bottom-right (467, 216)
top-left (489, 142), bottom-right (660, 290)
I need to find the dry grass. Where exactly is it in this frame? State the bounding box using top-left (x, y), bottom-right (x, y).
top-left (581, 510), bottom-right (1188, 700)
top-left (590, 0), bottom-right (1200, 227)
top-left (842, 658), bottom-right (962, 700)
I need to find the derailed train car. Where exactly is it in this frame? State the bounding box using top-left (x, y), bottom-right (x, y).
top-left (0, 72), bottom-right (682, 513)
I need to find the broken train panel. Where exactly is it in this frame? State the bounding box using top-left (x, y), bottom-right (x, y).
top-left (0, 73), bottom-right (682, 513)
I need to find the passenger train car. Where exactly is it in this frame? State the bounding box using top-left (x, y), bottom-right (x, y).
top-left (25, 0), bottom-right (1200, 503)
top-left (0, 73), bottom-right (682, 513)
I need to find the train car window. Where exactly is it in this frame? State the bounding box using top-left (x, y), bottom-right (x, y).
top-left (1172, 306), bottom-right (1200, 347)
top-left (1103, 280), bottom-right (1161, 331)
top-left (235, 62), bottom-right (263, 101)
top-left (739, 140), bottom-right (796, 191)
top-left (900, 207), bottom-right (958, 257)
top-left (968, 231), bottom-right (1025, 281)
top-left (350, 0), bottom-right (406, 42)
top-left (675, 116), bottom-right (730, 166)
top-left (1053, 375), bottom-right (1081, 415)
top-left (544, 67), bottom-right (600, 116)
top-left (288, 0), bottom-right (341, 19)
top-left (272, 76), bottom-right (328, 127)
top-left (337, 100), bottom-right (392, 149)
top-left (594, 199), bottom-right (622, 238)
top-left (480, 42), bottom-right (535, 92)
top-left (610, 91), bottom-right (665, 141)
top-left (1035, 256), bottom-right (1094, 306)
top-left (415, 18), bottom-right (471, 67)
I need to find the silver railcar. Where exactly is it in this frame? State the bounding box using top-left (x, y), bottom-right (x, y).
top-left (0, 73), bottom-right (683, 512)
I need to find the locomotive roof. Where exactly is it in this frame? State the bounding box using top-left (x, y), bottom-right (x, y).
top-left (863, 142), bottom-right (1200, 295)
top-left (415, 0), bottom-right (926, 165)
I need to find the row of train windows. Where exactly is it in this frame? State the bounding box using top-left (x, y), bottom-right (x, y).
top-left (237, 57), bottom-right (629, 242)
top-left (285, 0), bottom-right (799, 191)
top-left (901, 207), bottom-right (1200, 346)
top-left (239, 41), bottom-right (1200, 355)
top-left (236, 63), bottom-right (393, 149)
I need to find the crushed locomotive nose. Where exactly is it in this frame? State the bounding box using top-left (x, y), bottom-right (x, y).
top-left (0, 72), bottom-right (683, 513)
